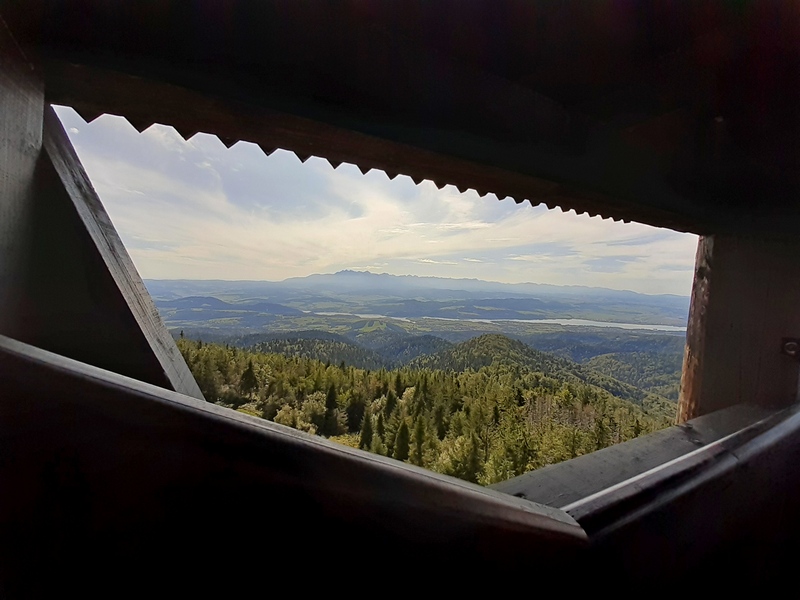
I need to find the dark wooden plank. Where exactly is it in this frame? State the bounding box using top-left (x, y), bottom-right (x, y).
top-left (490, 403), bottom-right (778, 508)
top-left (28, 106), bottom-right (202, 398)
top-left (0, 18), bottom-right (197, 397)
top-left (0, 333), bottom-right (585, 595)
top-left (28, 0), bottom-right (800, 236)
top-left (0, 14), bottom-right (44, 338)
top-left (45, 62), bottom-right (659, 227)
top-left (563, 401), bottom-right (800, 583)
top-left (678, 235), bottom-right (800, 422)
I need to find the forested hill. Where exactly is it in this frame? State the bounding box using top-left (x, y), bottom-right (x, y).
top-left (177, 334), bottom-right (674, 486)
top-left (409, 334), bottom-right (676, 419)
top-left (586, 352), bottom-right (684, 401)
top-left (225, 333), bottom-right (454, 371)
top-left (251, 338), bottom-right (387, 371)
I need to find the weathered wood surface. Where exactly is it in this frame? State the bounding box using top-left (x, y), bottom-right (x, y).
top-left (37, 106), bottom-right (202, 398)
top-left (566, 400), bottom-right (800, 584)
top-left (0, 334), bottom-right (585, 596)
top-left (490, 403), bottom-right (778, 508)
top-left (678, 235), bottom-right (800, 422)
top-left (0, 15), bottom-right (44, 338)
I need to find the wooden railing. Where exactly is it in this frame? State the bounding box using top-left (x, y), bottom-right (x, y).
top-left (4, 333), bottom-right (800, 591)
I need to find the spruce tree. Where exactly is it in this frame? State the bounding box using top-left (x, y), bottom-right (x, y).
top-left (394, 420), bottom-right (410, 462)
top-left (433, 403), bottom-right (447, 440)
top-left (239, 359), bottom-right (258, 396)
top-left (384, 390), bottom-right (397, 417)
top-left (322, 383), bottom-right (339, 436)
top-left (411, 417), bottom-right (425, 466)
top-left (376, 412), bottom-right (386, 440)
top-left (359, 408), bottom-right (373, 450)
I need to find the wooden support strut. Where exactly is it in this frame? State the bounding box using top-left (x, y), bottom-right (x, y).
top-left (678, 235), bottom-right (800, 422)
top-left (0, 17), bottom-right (201, 398)
top-left (37, 107), bottom-right (203, 399)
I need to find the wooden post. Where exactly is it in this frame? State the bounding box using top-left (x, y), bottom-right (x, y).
top-left (0, 16), bottom-right (44, 338)
top-left (0, 18), bottom-right (201, 399)
top-left (678, 235), bottom-right (800, 422)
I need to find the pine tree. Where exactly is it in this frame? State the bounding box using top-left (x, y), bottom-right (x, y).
top-left (463, 433), bottom-right (481, 483)
top-left (239, 359), bottom-right (258, 396)
top-left (384, 390), bottom-right (397, 417)
top-left (346, 393), bottom-right (366, 433)
top-left (376, 412), bottom-right (386, 440)
top-left (359, 408), bottom-right (373, 450)
top-left (411, 417), bottom-right (425, 466)
top-left (433, 403), bottom-right (447, 440)
top-left (369, 434), bottom-right (388, 456)
top-left (321, 383), bottom-right (339, 436)
top-left (394, 420), bottom-right (410, 462)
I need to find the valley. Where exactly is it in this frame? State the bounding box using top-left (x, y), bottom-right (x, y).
top-left (156, 271), bottom-right (687, 484)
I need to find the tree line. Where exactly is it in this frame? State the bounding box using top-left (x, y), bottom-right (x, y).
top-left (178, 335), bottom-right (671, 485)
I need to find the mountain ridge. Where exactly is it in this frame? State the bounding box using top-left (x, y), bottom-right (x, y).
top-left (147, 269), bottom-right (690, 300)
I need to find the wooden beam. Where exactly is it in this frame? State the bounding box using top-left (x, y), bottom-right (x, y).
top-left (0, 14), bottom-right (44, 338)
top-left (0, 333), bottom-right (585, 595)
top-left (678, 235), bottom-right (800, 422)
top-left (43, 61), bottom-right (700, 233)
top-left (491, 403), bottom-right (778, 507)
top-left (14, 107), bottom-right (202, 399)
top-left (0, 17), bottom-right (197, 398)
top-left (0, 9), bottom-right (197, 398)
top-left (566, 400), bottom-right (800, 584)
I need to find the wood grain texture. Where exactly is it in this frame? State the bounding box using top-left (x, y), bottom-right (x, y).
top-left (38, 106), bottom-right (203, 399)
top-left (0, 14), bottom-right (43, 338)
top-left (678, 235), bottom-right (800, 422)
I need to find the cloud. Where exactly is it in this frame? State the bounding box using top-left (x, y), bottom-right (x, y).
top-left (54, 106), bottom-right (699, 295)
top-left (584, 255), bottom-right (642, 273)
top-left (604, 232), bottom-right (673, 246)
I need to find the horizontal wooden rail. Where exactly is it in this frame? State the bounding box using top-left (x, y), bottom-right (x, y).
top-left (491, 402), bottom-right (780, 507)
top-left (0, 334), bottom-right (585, 595)
top-left (5, 332), bottom-right (800, 587)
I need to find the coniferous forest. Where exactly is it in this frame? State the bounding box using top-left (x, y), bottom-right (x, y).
top-left (178, 333), bottom-right (674, 485)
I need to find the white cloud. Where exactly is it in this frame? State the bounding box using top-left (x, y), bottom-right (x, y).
top-left (54, 106), bottom-right (698, 295)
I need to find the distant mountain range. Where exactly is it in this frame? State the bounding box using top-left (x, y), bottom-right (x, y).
top-left (148, 269), bottom-right (688, 301)
top-left (146, 270), bottom-right (690, 328)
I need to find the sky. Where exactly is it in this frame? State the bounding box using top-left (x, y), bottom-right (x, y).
top-left (55, 106), bottom-right (698, 296)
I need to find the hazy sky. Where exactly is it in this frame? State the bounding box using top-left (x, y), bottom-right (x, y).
top-left (55, 106), bottom-right (698, 295)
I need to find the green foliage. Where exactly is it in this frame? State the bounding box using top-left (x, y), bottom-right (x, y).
top-left (359, 408), bottom-right (373, 450)
top-left (586, 352), bottom-right (683, 401)
top-left (394, 421), bottom-right (410, 462)
top-left (411, 417), bottom-right (425, 466)
top-left (239, 359), bottom-right (258, 396)
top-left (177, 334), bottom-right (672, 487)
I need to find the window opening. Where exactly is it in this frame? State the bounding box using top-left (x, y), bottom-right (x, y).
top-left (55, 106), bottom-right (698, 486)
